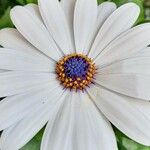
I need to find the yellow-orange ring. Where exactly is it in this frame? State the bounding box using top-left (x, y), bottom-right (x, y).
top-left (56, 54), bottom-right (96, 91)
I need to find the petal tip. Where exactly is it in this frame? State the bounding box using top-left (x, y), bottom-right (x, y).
top-left (10, 6), bottom-right (24, 19)
top-left (100, 1), bottom-right (117, 9)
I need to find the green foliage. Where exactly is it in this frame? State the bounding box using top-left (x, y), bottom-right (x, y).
top-left (0, 0), bottom-right (15, 29)
top-left (0, 7), bottom-right (13, 28)
top-left (21, 128), bottom-right (44, 150)
top-left (16, 0), bottom-right (37, 5)
top-left (114, 127), bottom-right (150, 150)
top-left (0, 0), bottom-right (38, 29)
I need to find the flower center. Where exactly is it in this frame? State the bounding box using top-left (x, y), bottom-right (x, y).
top-left (56, 54), bottom-right (96, 91)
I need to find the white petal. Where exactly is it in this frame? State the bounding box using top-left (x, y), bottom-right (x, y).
top-left (74, 0), bottom-right (97, 54)
top-left (95, 23), bottom-right (150, 66)
top-left (0, 90), bottom-right (65, 150)
top-left (40, 90), bottom-right (72, 150)
top-left (1, 110), bottom-right (46, 150)
top-left (0, 71), bottom-right (56, 97)
top-left (0, 124), bottom-right (16, 150)
top-left (39, 0), bottom-right (74, 54)
top-left (0, 28), bottom-right (51, 61)
top-left (129, 99), bottom-right (150, 121)
top-left (99, 56), bottom-right (150, 75)
top-left (87, 2), bottom-right (116, 56)
top-left (0, 70), bottom-right (5, 73)
top-left (24, 4), bottom-right (43, 21)
top-left (96, 2), bottom-right (117, 35)
top-left (41, 92), bottom-right (117, 150)
top-left (0, 81), bottom-right (62, 131)
top-left (0, 28), bottom-right (43, 57)
top-left (134, 47), bottom-right (150, 57)
top-left (89, 3), bottom-right (140, 59)
top-left (0, 48), bottom-right (54, 72)
top-left (61, 0), bottom-right (76, 51)
top-left (61, 0), bottom-right (76, 32)
top-left (10, 6), bottom-right (62, 61)
top-left (95, 73), bottom-right (150, 100)
top-left (41, 92), bottom-right (73, 150)
top-left (88, 86), bottom-right (150, 146)
top-left (61, 0), bottom-right (76, 24)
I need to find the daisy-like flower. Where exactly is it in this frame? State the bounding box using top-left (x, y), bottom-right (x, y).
top-left (0, 0), bottom-right (150, 149)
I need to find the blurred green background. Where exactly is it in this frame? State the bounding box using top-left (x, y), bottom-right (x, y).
top-left (0, 0), bottom-right (150, 150)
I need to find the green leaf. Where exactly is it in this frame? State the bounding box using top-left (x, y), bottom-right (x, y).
top-left (16, 0), bottom-right (37, 5)
top-left (0, 0), bottom-right (9, 15)
top-left (114, 127), bottom-right (150, 150)
top-left (97, 0), bottom-right (106, 4)
top-left (16, 0), bottom-right (26, 5)
top-left (26, 0), bottom-right (37, 4)
top-left (0, 7), bottom-right (13, 29)
top-left (20, 128), bottom-right (44, 150)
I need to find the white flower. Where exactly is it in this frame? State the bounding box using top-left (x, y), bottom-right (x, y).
top-left (0, 0), bottom-right (150, 149)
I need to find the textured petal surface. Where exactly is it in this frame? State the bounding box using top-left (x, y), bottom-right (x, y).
top-left (95, 2), bottom-right (117, 37)
top-left (86, 2), bottom-right (116, 56)
top-left (95, 73), bottom-right (150, 100)
top-left (0, 71), bottom-right (56, 97)
top-left (74, 0), bottom-right (97, 54)
top-left (98, 49), bottom-right (150, 75)
top-left (88, 86), bottom-right (150, 146)
top-left (0, 48), bottom-right (54, 72)
top-left (0, 87), bottom-right (65, 150)
top-left (41, 92), bottom-right (117, 150)
top-left (95, 23), bottom-right (150, 67)
top-left (1, 109), bottom-right (47, 150)
top-left (10, 6), bottom-right (62, 61)
top-left (61, 0), bottom-right (76, 31)
top-left (134, 47), bottom-right (150, 57)
top-left (61, 0), bottom-right (76, 21)
top-left (39, 0), bottom-right (74, 54)
top-left (0, 81), bottom-right (62, 131)
top-left (0, 70), bottom-right (5, 73)
top-left (61, 0), bottom-right (76, 51)
top-left (25, 4), bottom-right (43, 21)
top-left (129, 99), bottom-right (150, 121)
top-left (0, 28), bottom-right (47, 58)
top-left (89, 3), bottom-right (140, 59)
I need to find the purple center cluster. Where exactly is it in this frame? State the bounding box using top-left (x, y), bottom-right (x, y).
top-left (64, 56), bottom-right (89, 79)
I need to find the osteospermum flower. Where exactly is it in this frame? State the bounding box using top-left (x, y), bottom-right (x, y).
top-left (0, 0), bottom-right (150, 149)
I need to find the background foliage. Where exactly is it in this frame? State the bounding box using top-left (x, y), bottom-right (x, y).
top-left (0, 0), bottom-right (150, 149)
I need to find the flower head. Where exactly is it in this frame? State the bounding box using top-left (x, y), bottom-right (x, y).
top-left (56, 54), bottom-right (96, 91)
top-left (0, 0), bottom-right (150, 150)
